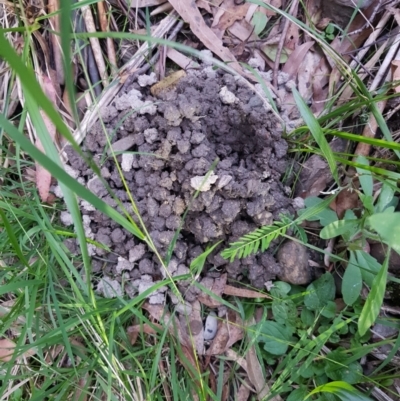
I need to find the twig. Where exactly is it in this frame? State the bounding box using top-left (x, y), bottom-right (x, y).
top-left (97, 1), bottom-right (117, 75)
top-left (272, 0), bottom-right (299, 89)
top-left (79, 1), bottom-right (109, 87)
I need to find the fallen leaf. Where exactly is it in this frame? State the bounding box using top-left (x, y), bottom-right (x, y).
top-left (261, 44), bottom-right (291, 63)
top-left (198, 274), bottom-right (227, 307)
top-left (128, 0), bottom-right (166, 6)
top-left (334, 187), bottom-right (360, 220)
top-left (246, 344), bottom-right (283, 400)
top-left (0, 338), bottom-right (16, 362)
top-left (168, 0), bottom-right (243, 74)
top-left (150, 70), bottom-right (186, 97)
top-left (212, 0), bottom-right (250, 32)
top-left (237, 383), bottom-right (251, 400)
top-left (127, 323), bottom-right (162, 345)
top-left (392, 60), bottom-right (400, 93)
top-left (36, 73), bottom-right (58, 202)
top-left (282, 41), bottom-right (315, 77)
top-left (223, 284), bottom-right (271, 299)
top-left (206, 309), bottom-right (243, 356)
top-left (182, 300), bottom-right (204, 355)
top-left (166, 48), bottom-right (200, 70)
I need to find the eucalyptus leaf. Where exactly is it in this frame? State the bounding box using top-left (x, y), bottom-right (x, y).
top-left (342, 252), bottom-right (362, 306)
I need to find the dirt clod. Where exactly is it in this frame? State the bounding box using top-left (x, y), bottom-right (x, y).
top-left (65, 68), bottom-right (298, 296)
top-left (277, 240), bottom-right (311, 285)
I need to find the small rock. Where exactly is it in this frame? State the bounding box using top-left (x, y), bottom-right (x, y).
top-left (116, 257), bottom-right (133, 274)
top-left (107, 134), bottom-right (136, 154)
top-left (190, 173), bottom-right (218, 192)
top-left (97, 277), bottom-right (123, 298)
top-left (144, 128), bottom-right (158, 144)
top-left (121, 153), bottom-right (134, 172)
top-left (129, 243), bottom-right (146, 263)
top-left (60, 211), bottom-right (73, 226)
top-left (138, 72), bottom-right (157, 87)
top-left (204, 312), bottom-right (218, 340)
top-left (219, 86), bottom-right (237, 104)
top-left (87, 176), bottom-right (108, 198)
top-left (277, 240), bottom-right (311, 285)
top-left (176, 301), bottom-right (192, 315)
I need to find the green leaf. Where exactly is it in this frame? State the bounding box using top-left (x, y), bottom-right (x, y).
top-left (321, 301), bottom-right (337, 319)
top-left (272, 299), bottom-right (297, 325)
top-left (367, 212), bottom-right (400, 254)
top-left (301, 197), bottom-right (338, 226)
top-left (358, 255), bottom-right (388, 336)
top-left (301, 308), bottom-right (315, 327)
top-left (342, 252), bottom-right (362, 306)
top-left (355, 156), bottom-right (373, 197)
top-left (293, 88), bottom-right (339, 184)
top-left (375, 182), bottom-right (396, 213)
top-left (325, 359), bottom-right (363, 384)
top-left (252, 11), bottom-right (268, 36)
top-left (306, 381), bottom-right (372, 401)
top-left (256, 321), bottom-right (293, 355)
top-left (288, 387), bottom-right (309, 401)
top-left (270, 281), bottom-right (291, 298)
top-left (261, 44), bottom-right (290, 63)
top-left (320, 219), bottom-right (361, 240)
top-left (354, 250), bottom-right (380, 287)
top-left (190, 240), bottom-right (222, 275)
top-left (304, 273), bottom-right (335, 311)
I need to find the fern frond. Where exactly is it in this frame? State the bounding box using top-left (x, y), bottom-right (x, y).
top-left (221, 220), bottom-right (292, 262)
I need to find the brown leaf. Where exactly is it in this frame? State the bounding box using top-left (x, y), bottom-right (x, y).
top-left (223, 284), bottom-right (271, 299)
top-left (168, 0), bottom-right (243, 74)
top-left (198, 274), bottom-right (227, 307)
top-left (36, 73), bottom-right (58, 202)
top-left (282, 41), bottom-right (315, 77)
top-left (127, 0), bottom-right (166, 7)
top-left (212, 0), bottom-right (250, 33)
top-left (334, 187), bottom-right (360, 219)
top-left (127, 323), bottom-right (162, 345)
top-left (246, 345), bottom-right (283, 400)
top-left (183, 300), bottom-right (204, 355)
top-left (392, 60), bottom-right (400, 93)
top-left (0, 338), bottom-right (16, 362)
top-left (206, 309), bottom-right (243, 356)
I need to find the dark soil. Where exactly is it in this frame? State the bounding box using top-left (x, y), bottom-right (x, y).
top-left (61, 67), bottom-right (296, 299)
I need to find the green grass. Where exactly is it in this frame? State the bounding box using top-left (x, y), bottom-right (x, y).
top-left (0, 1), bottom-right (400, 400)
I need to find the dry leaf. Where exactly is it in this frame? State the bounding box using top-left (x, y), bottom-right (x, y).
top-left (166, 48), bottom-right (200, 70)
top-left (206, 309), bottom-right (243, 356)
top-left (223, 284), bottom-right (271, 299)
top-left (127, 323), bottom-right (162, 345)
top-left (0, 338), bottom-right (16, 362)
top-left (392, 60), bottom-right (400, 93)
top-left (246, 345), bottom-right (283, 400)
top-left (168, 0), bottom-right (243, 74)
top-left (198, 274), bottom-right (227, 307)
top-left (128, 0), bottom-right (166, 7)
top-left (282, 41), bottom-right (315, 77)
top-left (183, 300), bottom-right (204, 355)
top-left (150, 70), bottom-right (186, 97)
top-left (212, 0), bottom-right (250, 33)
top-left (36, 73), bottom-right (58, 202)
top-left (237, 384), bottom-right (251, 401)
